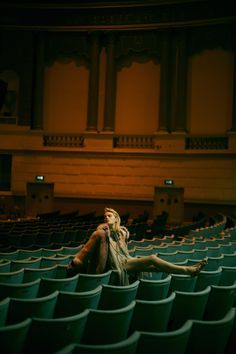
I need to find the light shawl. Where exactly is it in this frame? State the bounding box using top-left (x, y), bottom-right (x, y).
top-left (107, 226), bottom-right (132, 285)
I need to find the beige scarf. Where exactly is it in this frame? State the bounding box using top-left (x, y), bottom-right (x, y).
top-left (107, 226), bottom-right (131, 285)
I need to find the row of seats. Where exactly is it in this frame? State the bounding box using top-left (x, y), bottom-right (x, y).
top-left (0, 216), bottom-right (235, 354)
top-left (0, 255), bottom-right (74, 272)
top-left (187, 218), bottom-right (227, 239)
top-left (0, 245), bottom-right (81, 261)
top-left (131, 243), bottom-right (236, 258)
top-left (53, 307), bottom-right (235, 354)
top-left (1, 250), bottom-right (236, 275)
top-left (0, 254), bottom-right (236, 287)
top-left (0, 228), bottom-right (90, 249)
top-left (1, 275), bottom-right (236, 321)
top-left (0, 299), bottom-right (235, 354)
top-left (128, 233), bottom-right (236, 250)
top-left (1, 270), bottom-right (236, 320)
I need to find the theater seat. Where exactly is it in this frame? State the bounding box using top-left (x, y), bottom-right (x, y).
top-left (0, 278), bottom-right (40, 301)
top-left (168, 286), bottom-right (210, 330)
top-left (0, 297), bottom-right (10, 326)
top-left (98, 280), bottom-right (139, 310)
top-left (186, 308), bottom-right (235, 354)
top-left (38, 274), bottom-right (79, 297)
top-left (75, 270), bottom-right (112, 292)
top-left (136, 320), bottom-right (192, 354)
top-left (54, 285), bottom-right (102, 318)
top-left (25, 309), bottom-right (89, 354)
top-left (130, 292), bottom-right (175, 333)
top-left (136, 274), bottom-right (171, 301)
top-left (203, 283), bottom-right (236, 320)
top-left (0, 268), bottom-right (24, 284)
top-left (53, 331), bottom-right (140, 354)
top-left (0, 318), bottom-right (32, 354)
top-left (81, 301), bottom-right (135, 345)
top-left (6, 291), bottom-right (58, 324)
top-left (194, 267), bottom-right (222, 291)
top-left (168, 274), bottom-right (197, 294)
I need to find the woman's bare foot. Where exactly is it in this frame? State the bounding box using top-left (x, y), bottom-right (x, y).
top-left (185, 258), bottom-right (208, 276)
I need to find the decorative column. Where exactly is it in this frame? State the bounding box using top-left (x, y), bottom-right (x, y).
top-left (158, 31), bottom-right (172, 132)
top-left (103, 34), bottom-right (116, 131)
top-left (231, 53), bottom-right (236, 131)
top-left (86, 33), bottom-right (100, 131)
top-left (171, 31), bottom-right (188, 132)
top-left (31, 32), bottom-right (45, 130)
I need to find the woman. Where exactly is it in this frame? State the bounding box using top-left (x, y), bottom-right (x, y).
top-left (67, 207), bottom-right (207, 285)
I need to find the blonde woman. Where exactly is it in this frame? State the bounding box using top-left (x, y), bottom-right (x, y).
top-left (67, 207), bottom-right (207, 284)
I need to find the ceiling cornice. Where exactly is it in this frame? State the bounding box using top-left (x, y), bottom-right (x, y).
top-left (0, 0), bottom-right (235, 30)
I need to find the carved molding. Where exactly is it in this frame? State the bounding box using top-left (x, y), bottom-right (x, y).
top-left (45, 32), bottom-right (90, 67)
top-left (187, 24), bottom-right (236, 56)
top-left (115, 31), bottom-right (161, 70)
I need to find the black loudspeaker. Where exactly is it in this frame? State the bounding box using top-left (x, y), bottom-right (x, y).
top-left (0, 80), bottom-right (8, 110)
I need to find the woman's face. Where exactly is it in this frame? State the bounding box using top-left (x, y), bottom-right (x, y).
top-left (104, 211), bottom-right (116, 226)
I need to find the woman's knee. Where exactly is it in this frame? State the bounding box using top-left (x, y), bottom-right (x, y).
top-left (147, 254), bottom-right (157, 264)
top-left (91, 230), bottom-right (108, 242)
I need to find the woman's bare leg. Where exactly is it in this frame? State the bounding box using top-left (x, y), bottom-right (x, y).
top-left (125, 255), bottom-right (207, 276)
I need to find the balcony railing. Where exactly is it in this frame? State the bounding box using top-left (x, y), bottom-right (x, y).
top-left (185, 136), bottom-right (228, 150)
top-left (113, 135), bottom-right (155, 149)
top-left (43, 134), bottom-right (85, 148)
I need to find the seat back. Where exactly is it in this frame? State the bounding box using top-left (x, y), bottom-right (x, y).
top-left (82, 301), bottom-right (135, 345)
top-left (0, 278), bottom-right (40, 300)
top-left (136, 275), bottom-right (171, 301)
top-left (0, 297), bottom-right (10, 326)
top-left (220, 266), bottom-right (236, 286)
top-left (204, 283), bottom-right (236, 320)
top-left (41, 248), bottom-right (61, 257)
top-left (17, 248), bottom-right (42, 260)
top-left (23, 265), bottom-right (57, 282)
top-left (130, 292), bottom-right (175, 333)
top-left (0, 260), bottom-right (12, 272)
top-left (225, 306), bottom-right (236, 354)
top-left (186, 308), bottom-right (235, 354)
top-left (40, 255), bottom-right (71, 268)
top-left (98, 280), bottom-right (139, 310)
top-left (0, 318), bottom-right (32, 354)
top-left (38, 274), bottom-right (79, 297)
top-left (168, 286), bottom-right (211, 330)
top-left (136, 320), bottom-right (192, 354)
top-left (219, 253), bottom-right (236, 267)
top-left (59, 331), bottom-right (141, 354)
top-left (7, 290), bottom-right (58, 324)
top-left (168, 274), bottom-right (197, 294)
top-left (0, 250), bottom-right (19, 261)
top-left (25, 309), bottom-right (89, 354)
top-left (195, 268), bottom-right (222, 291)
top-left (76, 270), bottom-right (112, 292)
top-left (0, 268), bottom-right (24, 284)
top-left (54, 286), bottom-right (102, 318)
top-left (35, 231), bottom-right (52, 247)
top-left (10, 258), bottom-right (42, 272)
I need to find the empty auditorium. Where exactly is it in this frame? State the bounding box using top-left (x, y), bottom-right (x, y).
top-left (0, 1), bottom-right (235, 353)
